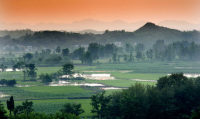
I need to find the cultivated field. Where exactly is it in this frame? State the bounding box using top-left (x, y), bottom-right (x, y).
top-left (1, 59), bottom-right (200, 117)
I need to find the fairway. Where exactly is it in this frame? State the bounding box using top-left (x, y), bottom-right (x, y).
top-left (19, 86), bottom-right (93, 94)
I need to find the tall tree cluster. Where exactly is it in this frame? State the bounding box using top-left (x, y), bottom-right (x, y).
top-left (90, 73), bottom-right (200, 119)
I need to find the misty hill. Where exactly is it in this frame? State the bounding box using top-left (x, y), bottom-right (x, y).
top-left (75, 29), bottom-right (104, 34)
top-left (158, 20), bottom-right (200, 31)
top-left (132, 22), bottom-right (200, 45)
top-left (0, 22), bottom-right (200, 49)
top-left (0, 29), bottom-right (34, 38)
top-left (133, 22), bottom-right (182, 44)
top-left (1, 20), bottom-right (200, 32)
top-left (0, 19), bottom-right (147, 31)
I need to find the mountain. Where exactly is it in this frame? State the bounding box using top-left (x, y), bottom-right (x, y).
top-left (1, 22), bottom-right (200, 49)
top-left (158, 20), bottom-right (200, 31)
top-left (0, 19), bottom-right (147, 31)
top-left (132, 22), bottom-right (200, 46)
top-left (1, 20), bottom-right (200, 31)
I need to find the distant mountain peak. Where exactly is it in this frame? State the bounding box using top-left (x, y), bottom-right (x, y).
top-left (143, 22), bottom-right (156, 27)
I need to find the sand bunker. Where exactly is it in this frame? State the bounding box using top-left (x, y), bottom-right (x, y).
top-left (131, 79), bottom-right (157, 82)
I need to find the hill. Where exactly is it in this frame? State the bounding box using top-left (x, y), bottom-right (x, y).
top-left (132, 22), bottom-right (200, 46)
top-left (0, 22), bottom-right (200, 49)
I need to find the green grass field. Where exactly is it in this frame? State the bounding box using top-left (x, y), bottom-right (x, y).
top-left (19, 86), bottom-right (93, 94)
top-left (105, 89), bottom-right (123, 95)
top-left (2, 99), bottom-right (93, 117)
top-left (110, 72), bottom-right (166, 80)
top-left (1, 60), bottom-right (200, 117)
top-left (86, 79), bottom-right (156, 87)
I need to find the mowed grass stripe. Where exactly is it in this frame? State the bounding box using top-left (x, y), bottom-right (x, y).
top-left (19, 86), bottom-right (93, 94)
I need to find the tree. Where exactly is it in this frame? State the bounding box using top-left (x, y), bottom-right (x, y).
top-left (118, 55), bottom-right (120, 63)
top-left (90, 91), bottom-right (111, 119)
top-left (55, 47), bottom-right (61, 53)
top-left (125, 43), bottom-right (133, 53)
top-left (14, 99), bottom-right (33, 115)
top-left (149, 49), bottom-right (153, 62)
top-left (12, 64), bottom-right (18, 74)
top-left (88, 43), bottom-right (99, 56)
top-left (71, 47), bottom-right (85, 59)
top-left (135, 43), bottom-right (145, 52)
top-left (45, 49), bottom-right (51, 55)
top-left (123, 54), bottom-right (127, 62)
top-left (7, 96), bottom-right (14, 115)
top-left (146, 51), bottom-right (150, 61)
top-left (38, 57), bottom-right (43, 63)
top-left (119, 83), bottom-right (147, 119)
top-left (112, 53), bottom-right (117, 63)
top-left (62, 63), bottom-right (74, 77)
top-left (6, 80), bottom-right (16, 86)
top-left (26, 64), bottom-right (37, 80)
top-left (129, 52), bottom-right (133, 62)
top-left (136, 51), bottom-right (142, 62)
top-left (156, 72), bottom-right (188, 90)
top-left (105, 44), bottom-right (115, 57)
top-left (191, 110), bottom-right (200, 119)
top-left (0, 57), bottom-right (5, 64)
top-left (0, 101), bottom-right (7, 119)
top-left (24, 53), bottom-right (33, 62)
top-left (0, 79), bottom-right (6, 86)
top-left (97, 61), bottom-right (100, 67)
top-left (0, 64), bottom-right (7, 72)
top-left (60, 102), bottom-right (84, 116)
top-left (40, 73), bottom-right (52, 83)
top-left (82, 51), bottom-right (93, 65)
top-left (62, 48), bottom-right (69, 57)
top-left (15, 62), bottom-right (27, 81)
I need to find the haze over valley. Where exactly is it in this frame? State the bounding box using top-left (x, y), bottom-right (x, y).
top-left (0, 0), bottom-right (200, 118)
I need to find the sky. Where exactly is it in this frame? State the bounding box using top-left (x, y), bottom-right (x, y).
top-left (0, 0), bottom-right (200, 24)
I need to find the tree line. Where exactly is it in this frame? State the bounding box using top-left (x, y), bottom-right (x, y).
top-left (1, 24), bottom-right (200, 50)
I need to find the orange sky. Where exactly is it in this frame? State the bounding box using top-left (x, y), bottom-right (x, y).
top-left (0, 0), bottom-right (200, 24)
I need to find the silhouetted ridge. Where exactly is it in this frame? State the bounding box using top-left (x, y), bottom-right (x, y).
top-left (134, 22), bottom-right (180, 34)
top-left (142, 22), bottom-right (156, 27)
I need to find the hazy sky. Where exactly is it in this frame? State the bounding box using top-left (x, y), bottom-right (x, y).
top-left (0, 0), bottom-right (200, 24)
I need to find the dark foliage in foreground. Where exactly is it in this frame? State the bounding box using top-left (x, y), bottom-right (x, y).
top-left (91, 73), bottom-right (200, 119)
